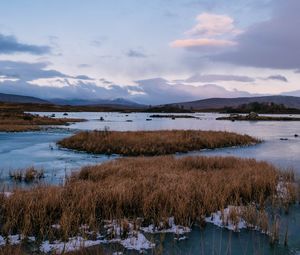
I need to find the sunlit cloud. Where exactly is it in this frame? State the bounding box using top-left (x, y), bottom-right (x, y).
top-left (170, 38), bottom-right (236, 48)
top-left (185, 13), bottom-right (242, 37)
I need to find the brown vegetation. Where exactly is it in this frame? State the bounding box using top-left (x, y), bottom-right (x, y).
top-left (0, 156), bottom-right (294, 243)
top-left (58, 130), bottom-right (258, 156)
top-left (0, 110), bottom-right (84, 132)
top-left (217, 114), bottom-right (300, 121)
top-left (9, 167), bottom-right (45, 183)
top-left (0, 246), bottom-right (27, 255)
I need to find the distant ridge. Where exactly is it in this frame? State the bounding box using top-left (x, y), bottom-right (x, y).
top-left (168, 96), bottom-right (300, 110)
top-left (0, 93), bottom-right (50, 104)
top-left (50, 98), bottom-right (144, 107)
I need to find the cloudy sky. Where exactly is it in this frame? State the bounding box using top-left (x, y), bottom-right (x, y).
top-left (0, 0), bottom-right (299, 104)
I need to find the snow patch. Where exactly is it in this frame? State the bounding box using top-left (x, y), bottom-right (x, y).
top-left (141, 217), bottom-right (191, 235)
top-left (205, 206), bottom-right (246, 232)
top-left (41, 237), bottom-right (103, 254)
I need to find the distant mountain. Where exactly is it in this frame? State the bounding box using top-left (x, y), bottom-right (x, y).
top-left (50, 98), bottom-right (144, 107)
top-left (0, 93), bottom-right (50, 104)
top-left (167, 96), bottom-right (300, 110)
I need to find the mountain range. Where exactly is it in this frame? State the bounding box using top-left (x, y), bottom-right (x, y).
top-left (2, 92), bottom-right (300, 111)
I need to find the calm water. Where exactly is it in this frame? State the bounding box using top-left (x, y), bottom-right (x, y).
top-left (1, 112), bottom-right (300, 254)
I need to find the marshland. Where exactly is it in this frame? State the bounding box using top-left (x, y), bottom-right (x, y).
top-left (0, 110), bottom-right (84, 132)
top-left (1, 111), bottom-right (300, 254)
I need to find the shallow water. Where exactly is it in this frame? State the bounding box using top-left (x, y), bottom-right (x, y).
top-left (1, 111), bottom-right (300, 182)
top-left (1, 112), bottom-right (300, 254)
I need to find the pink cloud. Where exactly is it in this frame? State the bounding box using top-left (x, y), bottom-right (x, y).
top-left (170, 38), bottom-right (237, 48)
top-left (170, 12), bottom-right (241, 50)
top-left (186, 13), bottom-right (242, 37)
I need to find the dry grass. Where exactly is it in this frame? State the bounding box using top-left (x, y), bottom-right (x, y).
top-left (0, 156), bottom-right (293, 242)
top-left (9, 167), bottom-right (45, 183)
top-left (58, 130), bottom-right (259, 156)
top-left (0, 246), bottom-right (27, 255)
top-left (0, 111), bottom-right (84, 132)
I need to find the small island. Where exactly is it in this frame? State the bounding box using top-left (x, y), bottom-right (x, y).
top-left (58, 130), bottom-right (258, 156)
top-left (149, 114), bottom-right (198, 119)
top-left (217, 112), bottom-right (300, 121)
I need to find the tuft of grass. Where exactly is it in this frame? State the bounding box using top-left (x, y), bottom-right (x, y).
top-left (58, 130), bottom-right (259, 156)
top-left (9, 167), bottom-right (44, 183)
top-left (0, 156), bottom-right (293, 242)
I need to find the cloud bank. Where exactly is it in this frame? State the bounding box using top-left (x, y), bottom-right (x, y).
top-left (0, 34), bottom-right (50, 55)
top-left (0, 60), bottom-right (257, 104)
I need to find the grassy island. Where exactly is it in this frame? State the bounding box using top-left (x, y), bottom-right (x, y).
top-left (58, 130), bottom-right (258, 156)
top-left (0, 110), bottom-right (85, 132)
top-left (217, 113), bottom-right (300, 121)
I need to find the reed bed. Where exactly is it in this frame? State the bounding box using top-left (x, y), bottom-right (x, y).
top-left (0, 111), bottom-right (84, 132)
top-left (0, 156), bottom-right (294, 243)
top-left (58, 130), bottom-right (258, 156)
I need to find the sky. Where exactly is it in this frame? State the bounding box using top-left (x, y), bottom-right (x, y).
top-left (0, 0), bottom-right (299, 104)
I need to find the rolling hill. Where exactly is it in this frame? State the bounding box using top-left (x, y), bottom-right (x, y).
top-left (168, 96), bottom-right (300, 110)
top-left (0, 93), bottom-right (50, 104)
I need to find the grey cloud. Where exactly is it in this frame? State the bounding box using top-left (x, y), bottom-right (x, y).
top-left (99, 78), bottom-right (114, 85)
top-left (75, 75), bottom-right (94, 80)
top-left (78, 64), bottom-right (91, 68)
top-left (0, 61), bottom-right (67, 81)
top-left (0, 60), bottom-right (258, 104)
top-left (127, 49), bottom-right (147, 58)
top-left (132, 78), bottom-right (254, 105)
top-left (213, 0), bottom-right (300, 70)
top-left (186, 74), bottom-right (255, 83)
top-left (266, 75), bottom-right (288, 82)
top-left (91, 37), bottom-right (107, 47)
top-left (0, 34), bottom-right (51, 55)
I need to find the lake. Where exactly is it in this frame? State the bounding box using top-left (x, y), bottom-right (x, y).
top-left (1, 112), bottom-right (300, 254)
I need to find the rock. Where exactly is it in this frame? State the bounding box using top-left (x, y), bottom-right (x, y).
top-left (295, 134), bottom-right (299, 137)
top-left (229, 113), bottom-right (239, 118)
top-left (247, 112), bottom-right (259, 119)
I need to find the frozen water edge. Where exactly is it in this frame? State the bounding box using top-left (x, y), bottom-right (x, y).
top-left (0, 235), bottom-right (35, 246)
top-left (205, 206), bottom-right (247, 232)
top-left (0, 217), bottom-right (189, 254)
top-left (0, 181), bottom-right (292, 254)
top-left (40, 231), bottom-right (155, 253)
top-left (205, 206), bottom-right (270, 235)
top-left (140, 217), bottom-right (191, 235)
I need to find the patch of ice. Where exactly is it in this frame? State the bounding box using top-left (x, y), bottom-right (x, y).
top-left (41, 237), bottom-right (103, 254)
top-left (0, 234), bottom-right (35, 246)
top-left (119, 232), bottom-right (155, 251)
top-left (141, 217), bottom-right (191, 235)
top-left (205, 206), bottom-right (246, 232)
